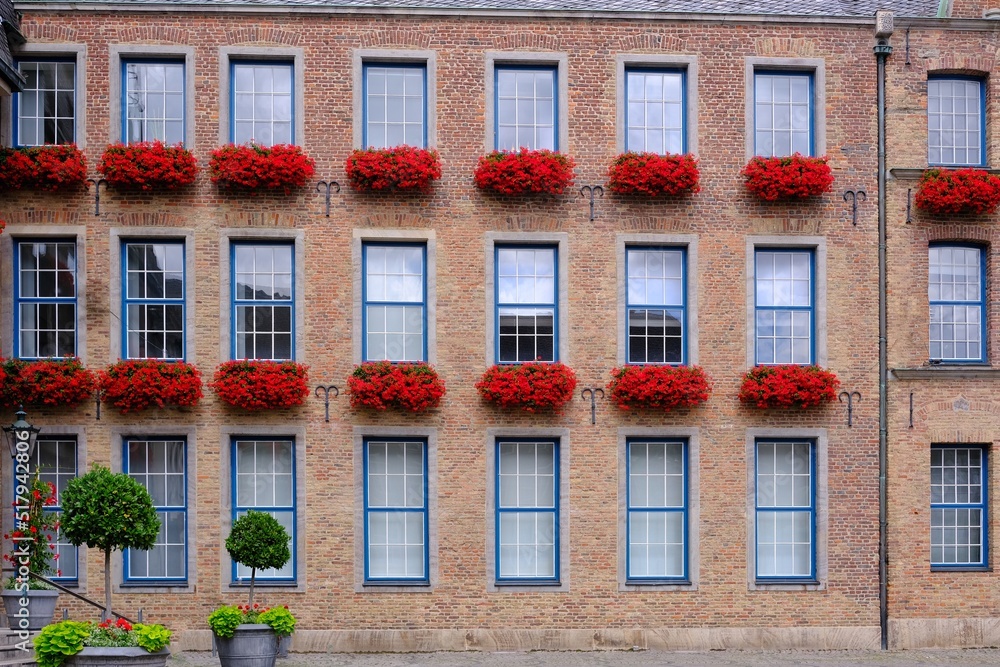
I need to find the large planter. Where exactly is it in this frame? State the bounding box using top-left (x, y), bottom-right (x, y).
top-left (2, 588), bottom-right (58, 631)
top-left (64, 647), bottom-right (169, 666)
top-left (214, 624), bottom-right (279, 667)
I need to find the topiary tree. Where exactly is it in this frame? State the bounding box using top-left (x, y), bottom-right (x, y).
top-left (226, 510), bottom-right (290, 606)
top-left (60, 465), bottom-right (160, 618)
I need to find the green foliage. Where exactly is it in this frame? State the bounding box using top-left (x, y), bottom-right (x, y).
top-left (258, 606), bottom-right (296, 637)
top-left (207, 605), bottom-right (245, 639)
top-left (84, 625), bottom-right (137, 648)
top-left (33, 620), bottom-right (90, 667)
top-left (226, 511), bottom-right (290, 572)
top-left (60, 465), bottom-right (160, 554)
top-left (133, 623), bottom-right (172, 652)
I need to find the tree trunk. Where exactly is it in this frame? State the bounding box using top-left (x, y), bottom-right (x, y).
top-left (248, 567), bottom-right (256, 607)
top-left (104, 548), bottom-right (112, 621)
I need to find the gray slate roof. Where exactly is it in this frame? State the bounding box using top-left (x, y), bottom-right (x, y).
top-left (14, 0), bottom-right (942, 18)
top-left (0, 0), bottom-right (25, 91)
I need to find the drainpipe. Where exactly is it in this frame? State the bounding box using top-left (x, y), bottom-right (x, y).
top-left (873, 9), bottom-right (894, 652)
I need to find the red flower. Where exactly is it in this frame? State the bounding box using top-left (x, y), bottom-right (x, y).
top-left (210, 143), bottom-right (316, 193)
top-left (738, 365), bottom-right (839, 409)
top-left (915, 168), bottom-right (1000, 216)
top-left (345, 146), bottom-right (442, 192)
top-left (473, 149), bottom-right (575, 195)
top-left (0, 145), bottom-right (88, 192)
top-left (741, 154), bottom-right (833, 201)
top-left (348, 361), bottom-right (446, 412)
top-left (99, 359), bottom-right (203, 414)
top-left (98, 141), bottom-right (199, 190)
top-left (0, 357), bottom-right (96, 409)
top-left (476, 362), bottom-right (577, 412)
top-left (607, 152), bottom-right (700, 197)
top-left (608, 365), bottom-right (711, 411)
top-left (210, 360), bottom-right (309, 411)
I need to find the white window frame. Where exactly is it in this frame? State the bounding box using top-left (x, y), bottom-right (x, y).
top-left (352, 49), bottom-right (437, 150)
top-left (616, 54), bottom-right (698, 155)
top-left (7, 43), bottom-right (87, 149)
top-left (218, 47), bottom-right (305, 147)
top-left (484, 52), bottom-right (568, 153)
top-left (744, 58), bottom-right (826, 161)
top-left (109, 45), bottom-right (195, 147)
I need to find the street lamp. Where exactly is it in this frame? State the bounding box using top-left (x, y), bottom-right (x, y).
top-left (2, 407), bottom-right (41, 461)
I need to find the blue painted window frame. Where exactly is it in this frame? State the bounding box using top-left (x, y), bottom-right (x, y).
top-left (362, 62), bottom-right (427, 149)
top-left (362, 437), bottom-right (429, 584)
top-left (122, 437), bottom-right (188, 584)
top-left (121, 240), bottom-right (186, 361)
top-left (14, 57), bottom-right (77, 147)
top-left (927, 75), bottom-right (986, 168)
top-left (362, 242), bottom-right (427, 362)
top-left (14, 238), bottom-right (78, 360)
top-left (753, 70), bottom-right (814, 157)
top-left (25, 436), bottom-right (78, 583)
top-left (230, 60), bottom-right (295, 146)
top-left (626, 246), bottom-right (687, 365)
top-left (231, 437), bottom-right (297, 584)
top-left (494, 65), bottom-right (558, 151)
top-left (754, 438), bottom-right (816, 583)
top-left (495, 244), bottom-right (558, 364)
top-left (931, 445), bottom-right (988, 569)
top-left (928, 243), bottom-right (986, 364)
top-left (494, 437), bottom-right (560, 585)
top-left (231, 241), bottom-right (295, 361)
top-left (754, 248), bottom-right (815, 365)
top-left (624, 67), bottom-right (686, 155)
top-left (121, 58), bottom-right (186, 145)
top-left (626, 437), bottom-right (688, 583)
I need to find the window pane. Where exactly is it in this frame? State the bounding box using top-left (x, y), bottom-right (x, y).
top-left (755, 72), bottom-right (812, 157)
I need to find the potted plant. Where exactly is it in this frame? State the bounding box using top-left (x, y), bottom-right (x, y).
top-left (347, 361), bottom-right (446, 412)
top-left (0, 357), bottom-right (97, 409)
top-left (0, 145), bottom-right (88, 192)
top-left (34, 617), bottom-right (172, 667)
top-left (345, 146), bottom-right (442, 192)
top-left (607, 364), bottom-right (711, 411)
top-left (2, 470), bottom-right (60, 630)
top-left (209, 511), bottom-right (296, 667)
top-left (99, 360), bottom-right (203, 414)
top-left (738, 365), bottom-right (840, 409)
top-left (473, 148), bottom-right (575, 195)
top-left (476, 361), bottom-right (577, 412)
top-left (606, 151), bottom-right (700, 196)
top-left (209, 360), bottom-right (309, 411)
top-left (97, 141), bottom-right (199, 191)
top-left (741, 153), bottom-right (834, 201)
top-left (915, 167), bottom-right (1000, 215)
top-left (209, 143), bottom-right (316, 194)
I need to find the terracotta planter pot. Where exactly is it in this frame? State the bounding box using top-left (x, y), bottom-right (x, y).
top-left (1, 588), bottom-right (58, 631)
top-left (214, 624), bottom-right (279, 667)
top-left (64, 647), bottom-right (170, 666)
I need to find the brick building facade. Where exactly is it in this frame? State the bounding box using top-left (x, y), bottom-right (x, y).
top-left (0, 0), bottom-right (997, 653)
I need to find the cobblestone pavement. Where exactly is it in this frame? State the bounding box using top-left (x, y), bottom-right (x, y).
top-left (167, 649), bottom-right (1000, 666)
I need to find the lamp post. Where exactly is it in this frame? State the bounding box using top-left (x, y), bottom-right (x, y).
top-left (3, 407), bottom-right (40, 463)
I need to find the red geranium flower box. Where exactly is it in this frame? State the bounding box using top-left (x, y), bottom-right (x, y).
top-left (0, 144), bottom-right (88, 192)
top-left (345, 146), bottom-right (442, 192)
top-left (210, 143), bottom-right (316, 194)
top-left (99, 359), bottom-right (203, 414)
top-left (741, 153), bottom-right (834, 201)
top-left (348, 361), bottom-right (446, 412)
top-left (0, 357), bottom-right (96, 409)
top-left (98, 141), bottom-right (199, 191)
top-left (476, 361), bottom-right (577, 412)
top-left (473, 149), bottom-right (575, 196)
top-left (607, 152), bottom-right (700, 197)
top-left (738, 365), bottom-right (839, 409)
top-left (209, 360), bottom-right (309, 411)
top-left (608, 364), bottom-right (711, 411)
top-left (915, 167), bottom-right (1000, 216)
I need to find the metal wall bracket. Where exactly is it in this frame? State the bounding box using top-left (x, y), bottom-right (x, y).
top-left (580, 185), bottom-right (604, 221)
top-left (843, 189), bottom-right (867, 226)
top-left (581, 387), bottom-right (604, 425)
top-left (906, 188), bottom-right (912, 223)
top-left (316, 181), bottom-right (341, 218)
top-left (314, 385), bottom-right (340, 422)
top-left (86, 178), bottom-right (108, 216)
top-left (839, 391), bottom-right (862, 427)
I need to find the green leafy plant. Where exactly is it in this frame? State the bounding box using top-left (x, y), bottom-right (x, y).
top-left (33, 620), bottom-right (90, 667)
top-left (258, 606), bottom-right (296, 637)
top-left (34, 619), bottom-right (170, 667)
top-left (207, 605), bottom-right (245, 639)
top-left (226, 510), bottom-right (291, 606)
top-left (209, 604), bottom-right (296, 639)
top-left (133, 622), bottom-right (172, 652)
top-left (59, 466), bottom-right (160, 618)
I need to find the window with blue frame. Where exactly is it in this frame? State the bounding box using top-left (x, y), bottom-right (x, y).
top-left (232, 243), bottom-right (294, 361)
top-left (363, 438), bottom-right (428, 583)
top-left (123, 438), bottom-right (186, 582)
top-left (495, 66), bottom-right (556, 151)
top-left (28, 437), bottom-right (78, 582)
top-left (364, 64), bottom-right (426, 148)
top-left (627, 247), bottom-right (685, 364)
top-left (928, 77), bottom-right (984, 167)
top-left (15, 59), bottom-right (76, 146)
top-left (931, 445), bottom-right (987, 568)
top-left (232, 438), bottom-right (295, 582)
top-left (625, 68), bottom-right (685, 154)
top-left (232, 61), bottom-right (293, 146)
top-left (755, 249), bottom-right (813, 365)
top-left (363, 243), bottom-right (426, 362)
top-left (495, 438), bottom-right (558, 583)
top-left (627, 438), bottom-right (687, 582)
top-left (123, 60), bottom-right (184, 144)
top-left (123, 241), bottom-right (184, 360)
top-left (496, 246), bottom-right (556, 363)
top-left (15, 240), bottom-right (77, 359)
top-left (929, 245), bottom-right (985, 363)
top-left (754, 71), bottom-right (812, 157)
top-left (755, 439), bottom-right (815, 581)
